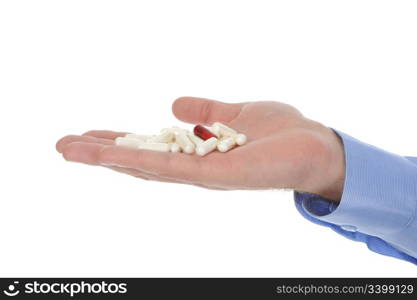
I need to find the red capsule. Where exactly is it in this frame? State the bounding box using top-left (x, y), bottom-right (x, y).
top-left (193, 124), bottom-right (217, 140)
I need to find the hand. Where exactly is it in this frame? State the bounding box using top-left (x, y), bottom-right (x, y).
top-left (56, 97), bottom-right (345, 202)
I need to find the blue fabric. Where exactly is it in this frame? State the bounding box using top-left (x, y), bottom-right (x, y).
top-left (294, 131), bottom-right (417, 265)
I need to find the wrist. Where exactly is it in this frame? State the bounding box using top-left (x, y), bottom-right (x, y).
top-left (316, 127), bottom-right (346, 202)
top-left (298, 124), bottom-right (346, 203)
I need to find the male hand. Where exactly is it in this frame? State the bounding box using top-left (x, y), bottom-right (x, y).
top-left (56, 97), bottom-right (345, 201)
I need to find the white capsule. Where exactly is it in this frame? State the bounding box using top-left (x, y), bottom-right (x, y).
top-left (217, 137), bottom-right (236, 152)
top-left (161, 128), bottom-right (176, 134)
top-left (212, 122), bottom-right (237, 137)
top-left (207, 125), bottom-right (220, 137)
top-left (170, 143), bottom-right (181, 153)
top-left (115, 137), bottom-right (144, 149)
top-left (196, 137), bottom-right (218, 156)
top-left (124, 133), bottom-right (150, 141)
top-left (187, 133), bottom-right (204, 146)
top-left (175, 133), bottom-right (195, 154)
top-left (169, 126), bottom-right (190, 135)
top-left (138, 142), bottom-right (170, 152)
top-left (234, 133), bottom-right (247, 145)
top-left (211, 122), bottom-right (247, 145)
top-left (148, 131), bottom-right (175, 143)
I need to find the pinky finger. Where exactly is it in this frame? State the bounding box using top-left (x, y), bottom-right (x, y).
top-left (104, 166), bottom-right (225, 190)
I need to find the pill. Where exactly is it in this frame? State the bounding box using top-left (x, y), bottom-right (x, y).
top-left (148, 131), bottom-right (174, 143)
top-left (217, 137), bottom-right (236, 152)
top-left (125, 133), bottom-right (150, 141)
top-left (138, 142), bottom-right (170, 152)
top-left (118, 122), bottom-right (245, 155)
top-left (234, 133), bottom-right (247, 146)
top-left (170, 126), bottom-right (190, 135)
top-left (193, 124), bottom-right (217, 140)
top-left (187, 133), bottom-right (204, 146)
top-left (211, 122), bottom-right (237, 137)
top-left (208, 125), bottom-right (221, 137)
top-left (161, 128), bottom-right (176, 134)
top-left (115, 137), bottom-right (144, 148)
top-left (170, 143), bottom-right (181, 153)
top-left (211, 122), bottom-right (247, 145)
top-left (196, 137), bottom-right (218, 156)
top-left (175, 133), bottom-right (195, 154)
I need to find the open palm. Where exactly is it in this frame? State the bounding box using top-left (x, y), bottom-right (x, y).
top-left (56, 97), bottom-right (345, 201)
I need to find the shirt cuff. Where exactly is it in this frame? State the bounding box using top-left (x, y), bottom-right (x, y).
top-left (299, 130), bottom-right (417, 238)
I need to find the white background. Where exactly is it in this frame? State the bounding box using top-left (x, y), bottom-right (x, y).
top-left (0, 0), bottom-right (416, 276)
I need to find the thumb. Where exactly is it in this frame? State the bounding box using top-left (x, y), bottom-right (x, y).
top-left (172, 96), bottom-right (244, 125)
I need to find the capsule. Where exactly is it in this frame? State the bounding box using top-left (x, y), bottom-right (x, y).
top-left (234, 133), bottom-right (247, 145)
top-left (217, 137), bottom-right (236, 152)
top-left (115, 137), bottom-right (144, 149)
top-left (196, 137), bottom-right (218, 156)
top-left (193, 125), bottom-right (217, 140)
top-left (208, 125), bottom-right (221, 137)
top-left (147, 131), bottom-right (175, 143)
top-left (175, 133), bottom-right (195, 154)
top-left (211, 122), bottom-right (237, 136)
top-left (169, 126), bottom-right (189, 135)
top-left (138, 142), bottom-right (170, 152)
top-left (170, 143), bottom-right (181, 153)
top-left (124, 133), bottom-right (150, 141)
top-left (211, 122), bottom-right (247, 145)
top-left (187, 133), bottom-right (204, 146)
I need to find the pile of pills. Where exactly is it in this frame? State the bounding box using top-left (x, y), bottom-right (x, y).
top-left (115, 122), bottom-right (247, 156)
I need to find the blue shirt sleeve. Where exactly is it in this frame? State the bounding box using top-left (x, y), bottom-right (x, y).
top-left (294, 130), bottom-right (417, 265)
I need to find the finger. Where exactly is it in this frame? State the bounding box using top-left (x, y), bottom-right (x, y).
top-left (82, 130), bottom-right (127, 140)
top-left (99, 145), bottom-right (204, 180)
top-left (61, 142), bottom-right (192, 182)
top-left (98, 145), bottom-right (233, 185)
top-left (62, 142), bottom-right (234, 185)
top-left (105, 165), bottom-right (227, 190)
top-left (62, 142), bottom-right (199, 178)
top-left (62, 142), bottom-right (106, 165)
top-left (105, 165), bottom-right (156, 180)
top-left (105, 165), bottom-right (186, 184)
top-left (56, 135), bottom-right (114, 153)
top-left (172, 96), bottom-right (245, 125)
